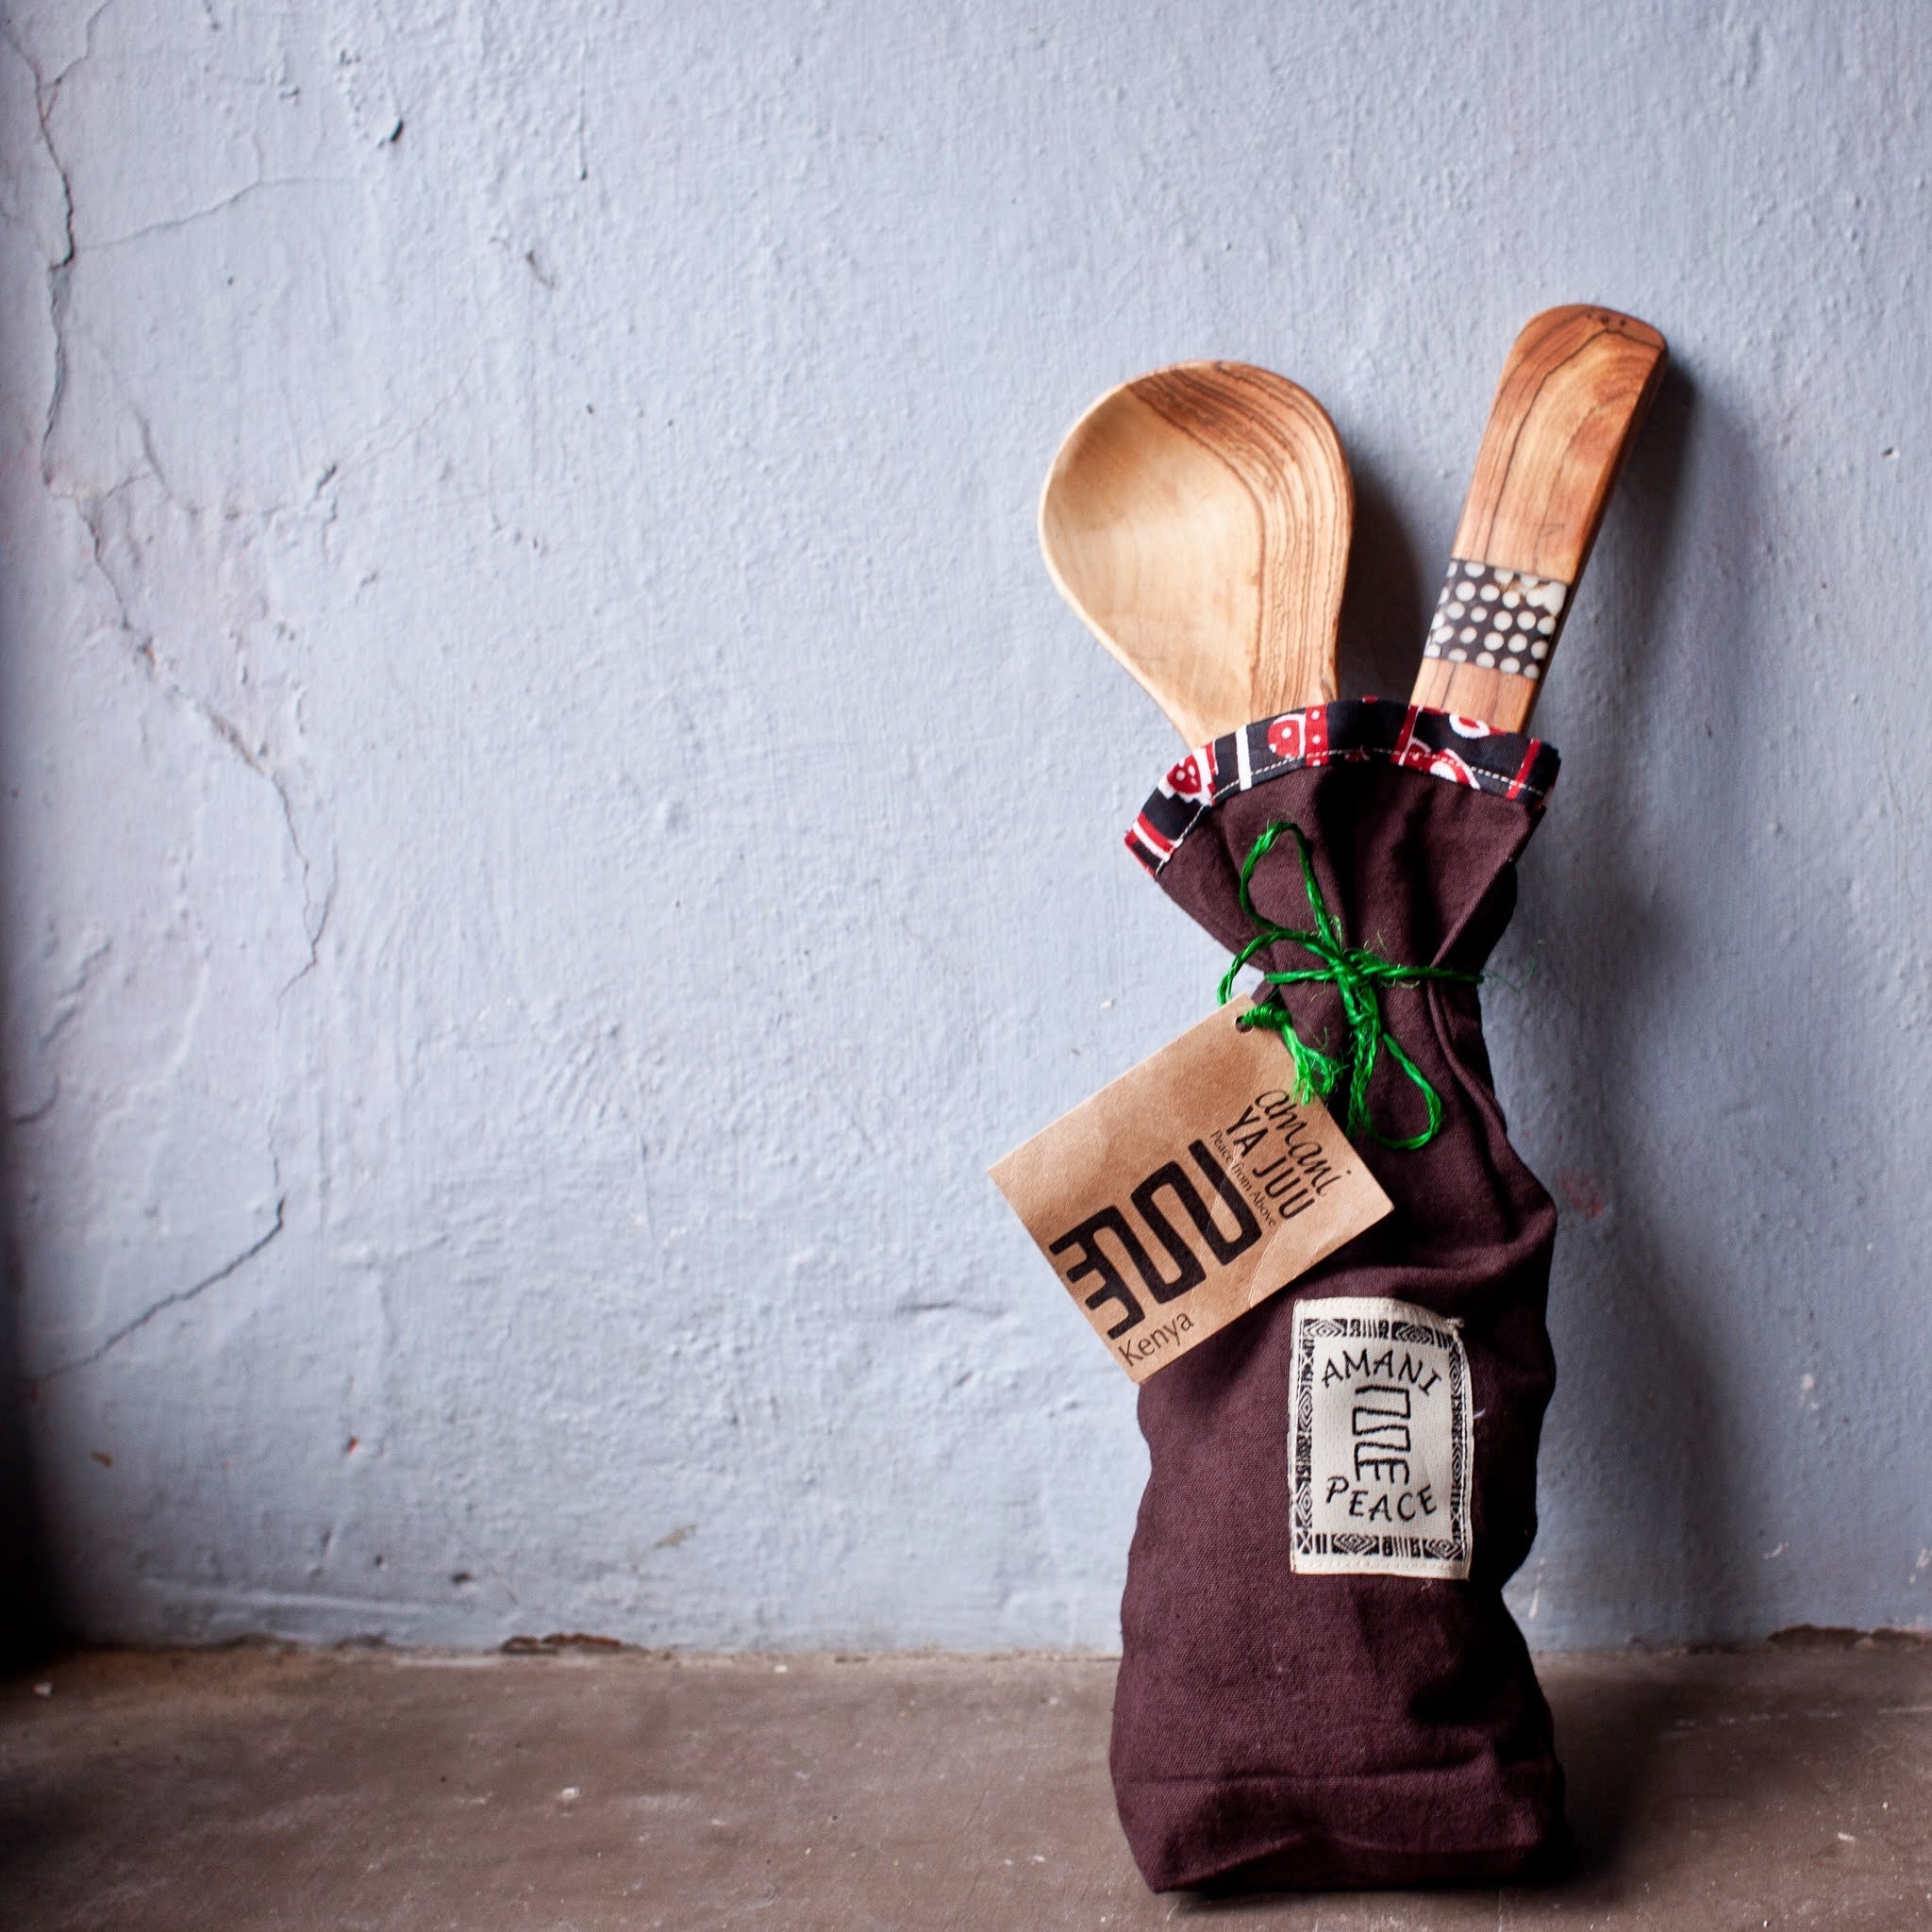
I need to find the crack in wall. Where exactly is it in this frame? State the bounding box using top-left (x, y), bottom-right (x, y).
top-left (0, 31), bottom-right (335, 993)
top-left (113, 410), bottom-right (336, 985)
top-left (9, 1078), bottom-right (60, 1126)
top-left (0, 23), bottom-right (77, 494)
top-left (37, 937), bottom-right (112, 1052)
top-left (68, 471), bottom-right (334, 988)
top-left (4, 16), bottom-right (314, 1393)
top-left (31, 1190), bottom-right (288, 1384)
top-left (91, 175), bottom-right (343, 252)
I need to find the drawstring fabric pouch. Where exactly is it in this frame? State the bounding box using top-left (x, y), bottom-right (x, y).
top-left (1114, 697), bottom-right (1566, 1892)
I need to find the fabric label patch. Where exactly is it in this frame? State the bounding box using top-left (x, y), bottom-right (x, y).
top-left (1290, 1295), bottom-right (1473, 1578)
top-left (990, 1001), bottom-right (1391, 1383)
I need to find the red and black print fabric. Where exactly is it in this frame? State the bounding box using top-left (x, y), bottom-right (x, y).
top-left (1126, 698), bottom-right (1559, 876)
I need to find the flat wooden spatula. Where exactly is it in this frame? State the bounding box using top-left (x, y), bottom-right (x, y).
top-left (1040, 363), bottom-right (1352, 746)
top-left (1409, 306), bottom-right (1667, 731)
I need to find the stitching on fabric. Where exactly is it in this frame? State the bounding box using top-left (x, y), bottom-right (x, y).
top-left (1139, 743), bottom-right (1552, 875)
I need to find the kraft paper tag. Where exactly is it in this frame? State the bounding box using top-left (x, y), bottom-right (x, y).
top-left (989, 999), bottom-right (1391, 1381)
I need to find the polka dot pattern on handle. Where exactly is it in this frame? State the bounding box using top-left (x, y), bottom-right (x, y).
top-left (1424, 560), bottom-right (1571, 680)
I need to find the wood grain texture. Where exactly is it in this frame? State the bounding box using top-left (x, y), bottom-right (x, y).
top-left (1410, 306), bottom-right (1666, 732)
top-left (1041, 362), bottom-right (1352, 747)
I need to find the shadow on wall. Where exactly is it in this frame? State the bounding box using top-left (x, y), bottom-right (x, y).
top-left (1333, 454), bottom-right (1427, 704)
top-left (1291, 355), bottom-right (1748, 1648)
top-left (0, 1137), bottom-right (59, 1662)
top-left (1525, 362), bottom-right (1769, 1644)
top-left (1309, 357), bottom-right (1770, 1651)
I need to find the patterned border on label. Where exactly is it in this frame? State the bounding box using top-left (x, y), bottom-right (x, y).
top-left (1288, 1294), bottom-right (1474, 1581)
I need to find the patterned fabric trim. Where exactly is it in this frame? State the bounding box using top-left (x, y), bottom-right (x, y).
top-left (1423, 559), bottom-right (1570, 680)
top-left (1125, 699), bottom-right (1559, 876)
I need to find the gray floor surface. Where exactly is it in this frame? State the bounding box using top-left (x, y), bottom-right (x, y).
top-left (3, 1637), bottom-right (1928, 1929)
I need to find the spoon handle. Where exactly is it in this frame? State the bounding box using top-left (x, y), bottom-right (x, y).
top-left (1409, 307), bottom-right (1666, 732)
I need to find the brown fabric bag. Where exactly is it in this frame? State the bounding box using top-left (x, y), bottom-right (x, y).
top-left (1114, 700), bottom-right (1566, 1891)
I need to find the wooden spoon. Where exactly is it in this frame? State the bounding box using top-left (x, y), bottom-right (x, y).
top-left (1040, 362), bottom-right (1352, 746)
top-left (1410, 306), bottom-right (1667, 731)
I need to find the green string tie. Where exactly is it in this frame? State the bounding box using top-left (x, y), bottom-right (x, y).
top-left (1216, 820), bottom-right (1480, 1152)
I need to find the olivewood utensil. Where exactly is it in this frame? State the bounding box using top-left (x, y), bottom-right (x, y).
top-left (1041, 363), bottom-right (1353, 746)
top-left (1410, 306), bottom-right (1667, 731)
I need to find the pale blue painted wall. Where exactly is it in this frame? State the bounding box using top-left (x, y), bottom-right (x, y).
top-left (1, 0), bottom-right (1925, 1647)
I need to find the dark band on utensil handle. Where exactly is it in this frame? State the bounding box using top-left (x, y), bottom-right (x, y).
top-left (1423, 559), bottom-right (1573, 688)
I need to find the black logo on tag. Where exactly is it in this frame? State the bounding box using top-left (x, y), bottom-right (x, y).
top-left (1047, 1139), bottom-right (1260, 1345)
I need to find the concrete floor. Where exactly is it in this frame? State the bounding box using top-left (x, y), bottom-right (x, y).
top-left (2, 1638), bottom-right (1928, 1930)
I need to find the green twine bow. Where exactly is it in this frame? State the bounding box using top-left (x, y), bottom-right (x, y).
top-left (1217, 820), bottom-right (1479, 1152)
